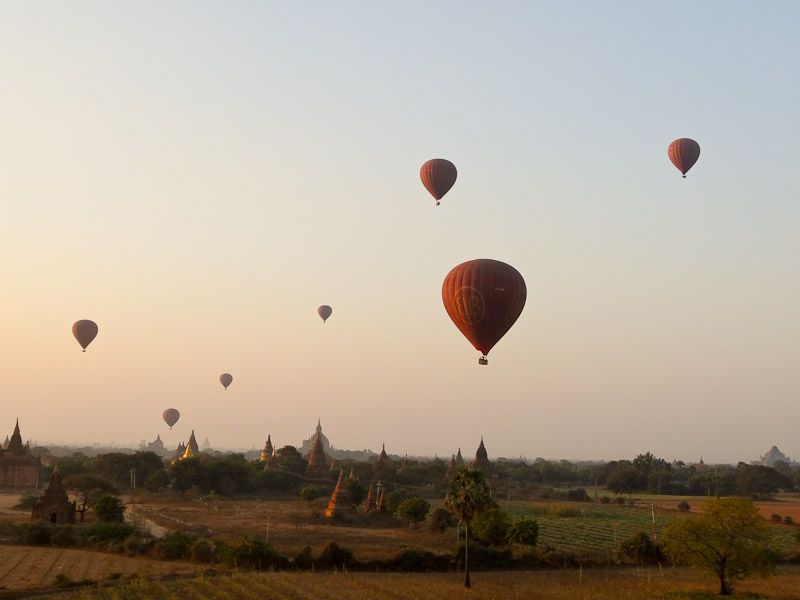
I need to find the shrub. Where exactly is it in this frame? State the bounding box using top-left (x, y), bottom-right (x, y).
top-left (620, 532), bottom-right (663, 565)
top-left (123, 534), bottom-right (154, 556)
top-left (784, 516), bottom-right (794, 525)
top-left (220, 537), bottom-right (282, 570)
top-left (189, 538), bottom-right (216, 563)
top-left (300, 486), bottom-right (324, 503)
top-left (51, 526), bottom-right (76, 547)
top-left (396, 497), bottom-right (430, 526)
top-left (15, 492), bottom-right (39, 509)
top-left (454, 541), bottom-right (513, 568)
top-left (293, 546), bottom-right (313, 570)
top-left (391, 548), bottom-right (450, 571)
top-left (144, 470), bottom-right (170, 491)
top-left (472, 508), bottom-right (512, 546)
top-left (564, 488), bottom-right (591, 502)
top-left (93, 496), bottom-right (125, 522)
top-left (316, 541), bottom-right (354, 570)
top-left (22, 524), bottom-right (52, 545)
top-left (385, 490), bottom-right (407, 514)
top-left (84, 522), bottom-right (134, 544)
top-left (771, 513), bottom-right (782, 523)
top-left (152, 531), bottom-right (197, 560)
top-left (428, 507), bottom-right (456, 534)
top-left (678, 501), bottom-right (691, 512)
top-left (507, 517), bottom-right (539, 549)
top-left (599, 496), bottom-right (611, 504)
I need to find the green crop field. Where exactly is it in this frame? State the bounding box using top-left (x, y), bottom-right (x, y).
top-left (35, 567), bottom-right (800, 600)
top-left (503, 501), bottom-right (800, 557)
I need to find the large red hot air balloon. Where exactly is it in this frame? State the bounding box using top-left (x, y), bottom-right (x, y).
top-left (317, 305), bottom-right (332, 323)
top-left (162, 408), bottom-right (180, 429)
top-left (442, 259), bottom-right (526, 365)
top-left (72, 320), bottom-right (98, 352)
top-left (668, 138), bottom-right (701, 178)
top-left (220, 373), bottom-right (233, 390)
top-left (420, 159), bottom-right (457, 205)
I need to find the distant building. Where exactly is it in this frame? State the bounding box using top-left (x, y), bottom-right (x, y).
top-left (305, 421), bottom-right (330, 479)
top-left (471, 437), bottom-right (492, 472)
top-left (145, 435), bottom-right (166, 456)
top-left (31, 466), bottom-right (75, 524)
top-left (761, 446), bottom-right (794, 468)
top-left (300, 419), bottom-right (335, 457)
top-left (0, 420), bottom-right (41, 489)
top-left (202, 437), bottom-right (212, 451)
top-left (324, 470), bottom-right (355, 517)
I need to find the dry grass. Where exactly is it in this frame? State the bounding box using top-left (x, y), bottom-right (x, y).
top-left (0, 545), bottom-right (201, 591)
top-left (34, 567), bottom-right (800, 600)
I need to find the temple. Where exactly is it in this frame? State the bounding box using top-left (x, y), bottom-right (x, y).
top-left (471, 437), bottom-right (491, 471)
top-left (177, 431), bottom-right (200, 461)
top-left (324, 470), bottom-right (354, 517)
top-left (305, 421), bottom-right (330, 479)
top-left (0, 420), bottom-right (40, 489)
top-left (259, 435), bottom-right (274, 463)
top-left (31, 466), bottom-right (75, 524)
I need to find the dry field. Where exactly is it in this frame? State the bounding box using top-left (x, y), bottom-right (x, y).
top-left (0, 545), bottom-right (201, 592)
top-left (130, 496), bottom-right (456, 559)
top-left (33, 567), bottom-right (800, 600)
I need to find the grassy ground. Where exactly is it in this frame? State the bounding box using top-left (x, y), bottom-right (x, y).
top-left (0, 545), bottom-right (201, 592)
top-left (30, 567), bottom-right (800, 600)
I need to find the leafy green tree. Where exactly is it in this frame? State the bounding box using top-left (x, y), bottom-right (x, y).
top-left (385, 490), bottom-right (406, 514)
top-left (144, 469), bottom-right (170, 491)
top-left (662, 498), bottom-right (776, 595)
top-left (736, 464), bottom-right (791, 498)
top-left (444, 467), bottom-right (493, 588)
top-left (472, 508), bottom-right (511, 546)
top-left (396, 496), bottom-right (430, 525)
top-left (92, 495), bottom-right (126, 522)
top-left (347, 480), bottom-right (366, 506)
top-left (620, 532), bottom-right (662, 565)
top-left (429, 507), bottom-right (456, 534)
top-left (607, 467), bottom-right (645, 497)
top-left (300, 486), bottom-right (323, 505)
top-left (276, 446), bottom-right (307, 476)
top-left (62, 474), bottom-right (119, 523)
top-left (506, 517), bottom-right (539, 550)
top-left (94, 452), bottom-right (165, 490)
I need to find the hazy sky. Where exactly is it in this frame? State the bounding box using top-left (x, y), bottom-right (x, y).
top-left (1, 2), bottom-right (798, 463)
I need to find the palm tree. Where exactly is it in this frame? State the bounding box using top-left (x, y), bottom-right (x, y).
top-left (444, 467), bottom-right (492, 588)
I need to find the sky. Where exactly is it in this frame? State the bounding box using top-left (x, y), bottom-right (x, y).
top-left (1, 1), bottom-right (798, 464)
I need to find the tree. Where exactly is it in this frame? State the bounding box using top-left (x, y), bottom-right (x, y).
top-left (620, 532), bottom-right (662, 565)
top-left (300, 486), bottom-right (323, 506)
top-left (93, 495), bottom-right (126, 522)
top-left (444, 467), bottom-right (493, 588)
top-left (62, 474), bottom-right (119, 523)
top-left (607, 467), bottom-right (645, 497)
top-left (472, 508), bottom-right (511, 546)
top-left (396, 497), bottom-right (430, 526)
top-left (506, 517), bottom-right (539, 550)
top-left (429, 507), bottom-right (456, 534)
top-left (662, 498), bottom-right (776, 595)
top-left (736, 464), bottom-right (791, 498)
top-left (347, 480), bottom-right (366, 507)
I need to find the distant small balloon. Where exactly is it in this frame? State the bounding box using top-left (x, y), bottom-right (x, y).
top-left (220, 373), bottom-right (233, 390)
top-left (72, 320), bottom-right (98, 352)
top-left (162, 408), bottom-right (180, 429)
top-left (317, 305), bottom-right (333, 323)
top-left (668, 138), bottom-right (701, 178)
top-left (420, 159), bottom-right (457, 206)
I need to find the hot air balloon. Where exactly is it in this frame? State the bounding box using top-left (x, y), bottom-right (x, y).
top-left (668, 138), bottom-right (701, 178)
top-left (220, 373), bottom-right (233, 390)
top-left (420, 159), bottom-right (457, 206)
top-left (72, 320), bottom-right (98, 352)
top-left (318, 305), bottom-right (332, 323)
top-left (442, 259), bottom-right (526, 365)
top-left (162, 408), bottom-right (180, 430)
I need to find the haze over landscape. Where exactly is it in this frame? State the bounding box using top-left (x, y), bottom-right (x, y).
top-left (1, 2), bottom-right (798, 463)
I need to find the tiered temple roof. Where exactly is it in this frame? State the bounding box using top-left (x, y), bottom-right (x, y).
top-left (455, 448), bottom-right (464, 465)
top-left (364, 483), bottom-right (377, 513)
top-left (324, 470), bottom-right (354, 517)
top-left (446, 454), bottom-right (457, 478)
top-left (305, 421), bottom-right (330, 479)
top-left (260, 435), bottom-right (274, 463)
top-left (471, 437), bottom-right (491, 471)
